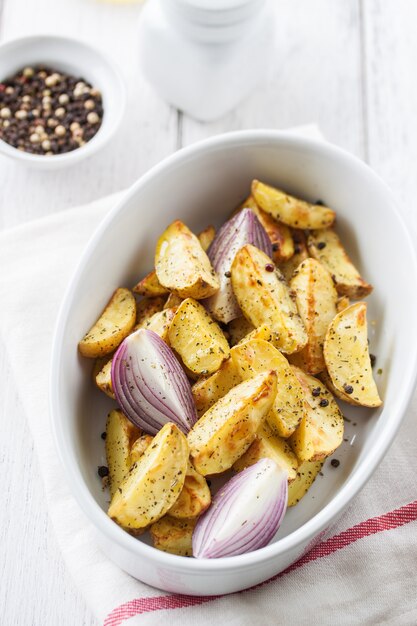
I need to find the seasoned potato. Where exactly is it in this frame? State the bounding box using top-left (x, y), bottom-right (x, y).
top-left (150, 516), bottom-right (196, 556)
top-left (307, 228), bottom-right (373, 298)
top-left (231, 244), bottom-right (307, 354)
top-left (289, 367), bottom-right (344, 462)
top-left (168, 298), bottom-right (230, 376)
top-left (324, 302), bottom-right (382, 407)
top-left (95, 358), bottom-right (115, 399)
top-left (132, 270), bottom-right (169, 298)
top-left (227, 316), bottom-right (255, 346)
top-left (336, 295), bottom-right (351, 313)
top-left (136, 307), bottom-right (176, 343)
top-left (155, 220), bottom-right (219, 299)
top-left (136, 296), bottom-right (166, 325)
top-left (168, 462), bottom-right (211, 519)
top-left (108, 423), bottom-right (189, 530)
top-left (197, 225), bottom-right (216, 252)
top-left (319, 369), bottom-right (362, 406)
top-left (252, 180), bottom-right (335, 230)
top-left (163, 292), bottom-right (183, 309)
top-left (233, 422), bottom-right (298, 481)
top-left (230, 339), bottom-right (306, 438)
top-left (289, 258), bottom-right (338, 374)
top-left (105, 409), bottom-right (141, 499)
top-left (192, 358), bottom-right (241, 416)
top-left (288, 460), bottom-right (323, 506)
top-left (236, 323), bottom-right (275, 346)
top-left (279, 229), bottom-right (309, 282)
top-left (188, 370), bottom-right (277, 475)
top-left (79, 288), bottom-right (136, 358)
top-left (129, 434), bottom-right (153, 464)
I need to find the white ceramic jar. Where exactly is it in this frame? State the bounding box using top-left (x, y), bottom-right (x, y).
top-left (138, 0), bottom-right (275, 121)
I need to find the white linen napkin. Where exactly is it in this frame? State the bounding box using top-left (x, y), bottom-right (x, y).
top-left (1, 126), bottom-right (417, 626)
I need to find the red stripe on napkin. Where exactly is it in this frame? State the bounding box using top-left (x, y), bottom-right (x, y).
top-left (104, 499), bottom-right (417, 626)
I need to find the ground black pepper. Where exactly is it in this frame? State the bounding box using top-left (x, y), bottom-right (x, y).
top-left (0, 65), bottom-right (103, 155)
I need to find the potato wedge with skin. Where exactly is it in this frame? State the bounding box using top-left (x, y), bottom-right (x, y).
top-left (151, 516), bottom-right (196, 557)
top-left (155, 220), bottom-right (219, 299)
top-left (136, 307), bottom-right (176, 343)
top-left (132, 270), bottom-right (169, 297)
top-left (336, 295), bottom-right (351, 313)
top-left (129, 434), bottom-right (153, 464)
top-left (95, 358), bottom-right (115, 399)
top-left (163, 292), bottom-right (183, 310)
top-left (192, 358), bottom-right (242, 417)
top-left (79, 288), bottom-right (136, 358)
top-left (197, 225), bottom-right (216, 252)
top-left (279, 229), bottom-right (309, 282)
top-left (136, 296), bottom-right (166, 325)
top-left (168, 298), bottom-right (230, 376)
top-left (324, 302), bottom-right (382, 407)
top-left (307, 229), bottom-right (373, 298)
top-left (105, 409), bottom-right (141, 499)
top-left (188, 370), bottom-right (277, 475)
top-left (227, 316), bottom-right (255, 346)
top-left (168, 462), bottom-right (211, 519)
top-left (230, 339), bottom-right (306, 438)
top-left (288, 460), bottom-right (323, 506)
top-left (108, 423), bottom-right (189, 530)
top-left (289, 367), bottom-right (344, 462)
top-left (231, 244), bottom-right (307, 354)
top-left (233, 422), bottom-right (298, 481)
top-left (252, 180), bottom-right (335, 230)
top-left (289, 258), bottom-right (338, 374)
top-left (236, 323), bottom-right (275, 346)
top-left (319, 369), bottom-right (362, 407)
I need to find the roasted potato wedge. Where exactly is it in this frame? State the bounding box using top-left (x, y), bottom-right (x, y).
top-left (324, 302), bottom-right (382, 407)
top-left (227, 316), bottom-right (255, 346)
top-left (136, 295), bottom-right (166, 325)
top-left (233, 422), bottom-right (298, 481)
top-left (336, 295), bottom-right (351, 313)
top-left (79, 288), bottom-right (136, 358)
top-left (289, 258), bottom-right (338, 374)
top-left (188, 370), bottom-right (277, 475)
top-left (279, 229), bottom-right (309, 282)
top-left (289, 367), bottom-right (344, 462)
top-left (136, 307), bottom-right (176, 343)
top-left (192, 358), bottom-right (241, 417)
top-left (95, 358), bottom-right (115, 399)
top-left (105, 409), bottom-right (141, 499)
top-left (307, 228), bottom-right (373, 298)
top-left (155, 220), bottom-right (219, 299)
top-left (163, 292), bottom-right (184, 309)
top-left (168, 298), bottom-right (230, 376)
top-left (150, 516), bottom-right (196, 556)
top-left (319, 369), bottom-right (362, 406)
top-left (129, 434), bottom-right (153, 464)
top-left (132, 270), bottom-right (169, 297)
top-left (236, 323), bottom-right (275, 346)
top-left (108, 423), bottom-right (189, 530)
top-left (231, 244), bottom-right (307, 354)
top-left (288, 460), bottom-right (323, 506)
top-left (231, 339), bottom-right (306, 438)
top-left (168, 462), bottom-right (211, 519)
top-left (252, 180), bottom-right (335, 230)
top-left (197, 225), bottom-right (216, 252)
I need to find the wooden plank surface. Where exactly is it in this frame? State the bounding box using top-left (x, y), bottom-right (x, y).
top-left (1, 0), bottom-right (415, 624)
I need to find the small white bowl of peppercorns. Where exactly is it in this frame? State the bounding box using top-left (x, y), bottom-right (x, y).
top-left (0, 35), bottom-right (126, 169)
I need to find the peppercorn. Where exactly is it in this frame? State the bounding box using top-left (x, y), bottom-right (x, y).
top-left (312, 387), bottom-right (321, 397)
top-left (98, 465), bottom-right (109, 478)
top-left (317, 242), bottom-right (326, 250)
top-left (370, 353), bottom-right (376, 367)
top-left (265, 263), bottom-right (274, 272)
top-left (224, 271), bottom-right (231, 278)
top-left (101, 432), bottom-right (107, 440)
top-left (330, 459), bottom-right (340, 468)
top-left (343, 384), bottom-right (354, 394)
top-left (319, 398), bottom-right (329, 407)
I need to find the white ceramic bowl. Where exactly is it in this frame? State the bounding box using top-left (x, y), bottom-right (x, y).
top-left (0, 35), bottom-right (125, 169)
top-left (51, 130), bottom-right (417, 595)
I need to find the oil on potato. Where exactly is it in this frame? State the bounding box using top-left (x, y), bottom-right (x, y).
top-left (169, 298), bottom-right (230, 376)
top-left (105, 409), bottom-right (141, 499)
top-left (155, 220), bottom-right (219, 299)
top-left (168, 462), bottom-right (211, 519)
top-left (307, 228), bottom-right (373, 298)
top-left (289, 367), bottom-right (344, 462)
top-left (108, 423), bottom-right (189, 531)
top-left (150, 516), bottom-right (196, 556)
top-left (188, 370), bottom-right (277, 475)
top-left (230, 339), bottom-right (306, 438)
top-left (252, 180), bottom-right (335, 230)
top-left (324, 302), bottom-right (382, 407)
top-left (192, 358), bottom-right (242, 416)
top-left (231, 244), bottom-right (307, 354)
top-left (78, 288), bottom-right (136, 358)
top-left (288, 460), bottom-right (324, 506)
top-left (289, 258), bottom-right (338, 374)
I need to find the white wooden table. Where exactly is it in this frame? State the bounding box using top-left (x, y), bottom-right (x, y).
top-left (1, 1), bottom-right (417, 624)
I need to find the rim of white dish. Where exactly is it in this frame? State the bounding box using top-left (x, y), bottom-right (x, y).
top-left (50, 129), bottom-right (417, 574)
top-left (0, 34), bottom-right (126, 165)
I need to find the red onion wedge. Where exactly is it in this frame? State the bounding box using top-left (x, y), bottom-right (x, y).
top-left (111, 328), bottom-right (197, 435)
top-left (193, 458), bottom-right (287, 559)
top-left (203, 208), bottom-right (272, 324)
